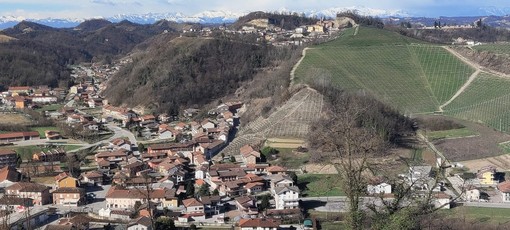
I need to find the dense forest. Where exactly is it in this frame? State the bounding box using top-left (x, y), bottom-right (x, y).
top-left (104, 35), bottom-right (294, 115)
top-left (233, 11), bottom-right (319, 30)
top-left (0, 20), bottom-right (189, 88)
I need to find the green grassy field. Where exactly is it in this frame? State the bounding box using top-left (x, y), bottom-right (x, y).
top-left (295, 27), bottom-right (474, 114)
top-left (473, 43), bottom-right (510, 55)
top-left (268, 148), bottom-right (309, 169)
top-left (427, 128), bottom-right (479, 140)
top-left (443, 73), bottom-right (510, 132)
top-left (30, 126), bottom-right (61, 138)
top-left (298, 174), bottom-right (344, 197)
top-left (35, 104), bottom-right (63, 112)
top-left (443, 206), bottom-right (510, 224)
top-left (1, 145), bottom-right (82, 160)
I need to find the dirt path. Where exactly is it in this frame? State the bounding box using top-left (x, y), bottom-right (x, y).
top-left (438, 69), bottom-right (480, 111)
top-left (438, 46), bottom-right (509, 112)
top-left (443, 46), bottom-right (510, 78)
top-left (290, 47), bottom-right (311, 86)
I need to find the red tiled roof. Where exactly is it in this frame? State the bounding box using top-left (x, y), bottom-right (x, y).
top-left (499, 181), bottom-right (510, 193)
top-left (6, 182), bottom-right (48, 192)
top-left (266, 166), bottom-right (287, 172)
top-left (0, 149), bottom-right (16, 156)
top-left (54, 172), bottom-right (70, 181)
top-left (245, 182), bottom-right (264, 189)
top-left (433, 192), bottom-right (451, 199)
top-left (0, 166), bottom-right (19, 182)
top-left (0, 132), bottom-right (39, 140)
top-left (240, 145), bottom-right (254, 156)
top-left (82, 171), bottom-right (103, 178)
top-left (195, 179), bottom-right (205, 186)
top-left (182, 198), bottom-right (203, 207)
top-left (8, 86), bottom-right (31, 91)
top-left (53, 187), bottom-right (85, 194)
top-left (95, 149), bottom-right (128, 158)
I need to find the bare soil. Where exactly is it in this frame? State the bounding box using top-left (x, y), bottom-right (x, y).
top-left (0, 113), bottom-right (31, 125)
top-left (460, 155), bottom-right (510, 172)
top-left (417, 115), bottom-right (510, 162)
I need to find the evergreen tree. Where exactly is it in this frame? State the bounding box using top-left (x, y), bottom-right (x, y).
top-left (185, 181), bottom-right (195, 198)
top-left (259, 195), bottom-right (271, 211)
top-left (197, 183), bottom-right (211, 197)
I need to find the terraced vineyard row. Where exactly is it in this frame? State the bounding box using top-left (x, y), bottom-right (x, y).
top-left (444, 73), bottom-right (510, 132)
top-left (220, 87), bottom-right (323, 157)
top-left (265, 88), bottom-right (323, 138)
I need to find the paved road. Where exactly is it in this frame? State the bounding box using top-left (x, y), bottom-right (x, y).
top-left (10, 139), bottom-right (88, 147)
top-left (68, 123), bottom-right (138, 155)
top-left (461, 201), bottom-right (510, 208)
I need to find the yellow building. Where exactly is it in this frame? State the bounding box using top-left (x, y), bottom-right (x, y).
top-left (14, 99), bottom-right (25, 109)
top-left (55, 172), bottom-right (79, 188)
top-left (477, 165), bottom-right (498, 185)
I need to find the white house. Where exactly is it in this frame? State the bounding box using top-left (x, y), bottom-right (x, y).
top-left (239, 218), bottom-right (281, 230)
top-left (498, 181), bottom-right (510, 202)
top-left (273, 185), bottom-right (299, 210)
top-left (31, 96), bottom-right (58, 104)
top-left (201, 120), bottom-right (216, 129)
top-left (367, 182), bottom-right (392, 195)
top-left (464, 188), bottom-right (481, 202)
top-left (182, 198), bottom-right (204, 214)
top-left (127, 216), bottom-right (152, 230)
top-left (159, 128), bottom-right (176, 140)
top-left (110, 138), bottom-right (132, 151)
top-left (433, 192), bottom-right (451, 209)
top-left (0, 166), bottom-right (20, 188)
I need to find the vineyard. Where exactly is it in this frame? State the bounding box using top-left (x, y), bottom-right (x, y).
top-left (294, 27), bottom-right (475, 114)
top-left (443, 73), bottom-right (510, 132)
top-left (218, 87), bottom-right (323, 157)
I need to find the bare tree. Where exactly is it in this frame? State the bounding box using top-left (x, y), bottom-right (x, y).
top-left (311, 91), bottom-right (386, 229)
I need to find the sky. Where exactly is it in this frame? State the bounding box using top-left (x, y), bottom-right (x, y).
top-left (1, 0), bottom-right (510, 19)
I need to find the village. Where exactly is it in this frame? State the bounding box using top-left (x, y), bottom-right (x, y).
top-left (0, 54), bottom-right (506, 230)
top-left (0, 14), bottom-right (506, 230)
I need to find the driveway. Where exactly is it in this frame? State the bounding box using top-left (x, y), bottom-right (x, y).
top-left (69, 123), bottom-right (139, 155)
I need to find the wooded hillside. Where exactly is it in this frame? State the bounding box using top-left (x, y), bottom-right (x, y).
top-left (104, 36), bottom-right (294, 115)
top-left (0, 20), bottom-right (184, 87)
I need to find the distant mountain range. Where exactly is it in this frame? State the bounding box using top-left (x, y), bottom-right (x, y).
top-left (1, 6), bottom-right (510, 30)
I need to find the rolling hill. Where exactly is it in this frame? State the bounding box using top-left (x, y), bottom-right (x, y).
top-left (0, 20), bottom-right (186, 87)
top-left (103, 36), bottom-right (293, 115)
top-left (295, 26), bottom-right (510, 133)
top-left (295, 27), bottom-right (475, 114)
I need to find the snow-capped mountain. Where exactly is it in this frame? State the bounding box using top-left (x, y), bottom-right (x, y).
top-left (305, 6), bottom-right (409, 19)
top-left (0, 10), bottom-right (247, 29)
top-left (1, 6), bottom-right (504, 30)
top-left (478, 7), bottom-right (510, 16)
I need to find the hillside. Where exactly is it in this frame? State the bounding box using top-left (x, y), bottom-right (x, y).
top-left (233, 11), bottom-right (318, 30)
top-left (0, 20), bottom-right (181, 87)
top-left (295, 27), bottom-right (475, 113)
top-left (104, 36), bottom-right (294, 115)
top-left (295, 26), bottom-right (510, 134)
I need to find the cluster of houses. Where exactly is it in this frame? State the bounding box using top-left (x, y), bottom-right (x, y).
top-left (452, 164), bottom-right (510, 203)
top-left (185, 16), bottom-right (350, 47)
top-left (86, 131), bottom-right (300, 223)
top-left (236, 17), bottom-right (345, 46)
top-left (0, 86), bottom-right (65, 109)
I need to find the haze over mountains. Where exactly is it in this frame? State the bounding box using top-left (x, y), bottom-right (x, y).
top-left (2, 5), bottom-right (510, 30)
